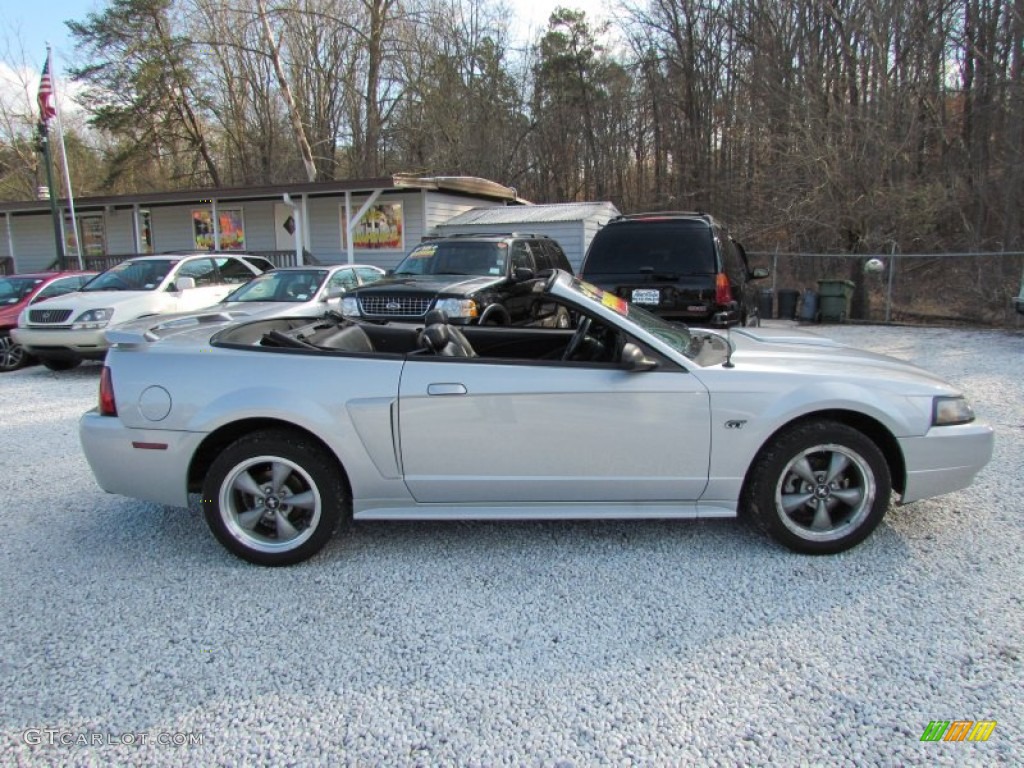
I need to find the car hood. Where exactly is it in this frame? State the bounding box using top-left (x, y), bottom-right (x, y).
top-left (25, 290), bottom-right (160, 318)
top-left (722, 326), bottom-right (952, 389)
top-left (0, 302), bottom-right (26, 327)
top-left (358, 274), bottom-right (504, 294)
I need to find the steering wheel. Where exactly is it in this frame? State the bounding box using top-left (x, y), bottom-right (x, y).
top-left (562, 315), bottom-right (592, 360)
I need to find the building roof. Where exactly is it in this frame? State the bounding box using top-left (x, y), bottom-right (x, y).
top-left (0, 174), bottom-right (523, 215)
top-left (439, 201), bottom-right (620, 227)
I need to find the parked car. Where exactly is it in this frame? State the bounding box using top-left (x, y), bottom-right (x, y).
top-left (81, 270), bottom-right (992, 566)
top-left (578, 212), bottom-right (769, 327)
top-left (341, 233), bottom-right (573, 325)
top-left (0, 271), bottom-right (97, 372)
top-left (111, 264), bottom-right (385, 338)
top-left (12, 253), bottom-right (264, 370)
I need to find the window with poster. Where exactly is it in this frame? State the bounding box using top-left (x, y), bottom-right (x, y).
top-left (193, 208), bottom-right (246, 251)
top-left (65, 214), bottom-right (106, 257)
top-left (138, 209), bottom-right (154, 253)
top-left (340, 202), bottom-right (404, 251)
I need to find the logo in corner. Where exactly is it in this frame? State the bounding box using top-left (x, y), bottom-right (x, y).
top-left (920, 720), bottom-right (996, 742)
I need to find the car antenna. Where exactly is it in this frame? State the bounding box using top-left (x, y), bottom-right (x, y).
top-left (710, 313), bottom-right (735, 368)
top-left (722, 329), bottom-right (735, 368)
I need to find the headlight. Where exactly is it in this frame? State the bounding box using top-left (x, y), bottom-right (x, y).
top-left (72, 308), bottom-right (114, 330)
top-left (340, 296), bottom-right (361, 316)
top-left (434, 298), bottom-right (479, 319)
top-left (933, 396), bottom-right (975, 426)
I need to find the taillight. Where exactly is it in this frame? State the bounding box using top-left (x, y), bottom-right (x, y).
top-left (715, 273), bottom-right (733, 305)
top-left (99, 366), bottom-right (117, 416)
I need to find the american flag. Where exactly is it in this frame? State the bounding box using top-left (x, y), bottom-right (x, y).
top-left (38, 55), bottom-right (56, 123)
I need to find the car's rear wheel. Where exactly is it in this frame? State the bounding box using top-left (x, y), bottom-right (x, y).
top-left (743, 420), bottom-right (891, 554)
top-left (42, 358), bottom-right (81, 371)
top-left (0, 332), bottom-right (28, 372)
top-left (201, 430), bottom-right (347, 566)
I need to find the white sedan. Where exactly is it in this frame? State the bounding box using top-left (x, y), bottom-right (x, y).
top-left (79, 271), bottom-right (993, 566)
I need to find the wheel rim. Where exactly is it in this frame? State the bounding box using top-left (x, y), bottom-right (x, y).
top-left (774, 443), bottom-right (876, 542)
top-left (219, 455), bottom-right (322, 553)
top-left (0, 334), bottom-right (24, 371)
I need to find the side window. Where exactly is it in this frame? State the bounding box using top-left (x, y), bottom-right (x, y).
top-left (543, 240), bottom-right (571, 271)
top-left (529, 241), bottom-right (550, 271)
top-left (215, 257), bottom-right (258, 284)
top-left (355, 267), bottom-right (383, 285)
top-left (719, 233), bottom-right (747, 281)
top-left (328, 269), bottom-right (358, 293)
top-left (509, 241), bottom-right (535, 273)
top-left (176, 258), bottom-right (219, 286)
top-left (34, 277), bottom-right (83, 302)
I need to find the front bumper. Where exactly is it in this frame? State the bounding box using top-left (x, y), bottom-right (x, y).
top-left (80, 410), bottom-right (206, 508)
top-left (898, 422), bottom-right (995, 503)
top-left (12, 326), bottom-right (109, 361)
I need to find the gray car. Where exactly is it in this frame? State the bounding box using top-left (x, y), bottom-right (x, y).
top-left (111, 264), bottom-right (385, 337)
top-left (80, 271), bottom-right (993, 566)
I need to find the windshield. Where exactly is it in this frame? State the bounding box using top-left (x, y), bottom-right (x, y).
top-left (225, 269), bottom-right (328, 303)
top-left (83, 259), bottom-right (176, 291)
top-left (393, 241), bottom-right (507, 277)
top-left (0, 277), bottom-right (44, 305)
top-left (567, 277), bottom-right (695, 358)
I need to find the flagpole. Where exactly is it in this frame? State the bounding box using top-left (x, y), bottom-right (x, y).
top-left (37, 120), bottom-right (66, 271)
top-left (48, 45), bottom-right (83, 270)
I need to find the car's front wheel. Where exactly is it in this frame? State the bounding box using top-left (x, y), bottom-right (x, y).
top-left (201, 430), bottom-right (347, 566)
top-left (0, 331), bottom-right (29, 372)
top-left (743, 420), bottom-right (891, 554)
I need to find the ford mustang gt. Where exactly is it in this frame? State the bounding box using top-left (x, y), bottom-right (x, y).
top-left (80, 271), bottom-right (993, 565)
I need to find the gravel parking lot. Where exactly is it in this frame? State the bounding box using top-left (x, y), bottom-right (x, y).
top-left (1, 323), bottom-right (1021, 766)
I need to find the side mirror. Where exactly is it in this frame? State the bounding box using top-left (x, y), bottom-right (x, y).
top-left (750, 267), bottom-right (770, 279)
top-left (174, 276), bottom-right (196, 292)
top-left (513, 267), bottom-right (535, 282)
top-left (621, 342), bottom-right (658, 371)
top-left (325, 288), bottom-right (344, 300)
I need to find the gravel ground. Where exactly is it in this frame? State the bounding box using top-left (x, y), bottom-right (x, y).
top-left (0, 323), bottom-right (1021, 767)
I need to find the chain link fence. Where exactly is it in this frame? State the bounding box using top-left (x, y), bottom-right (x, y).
top-left (747, 250), bottom-right (1024, 328)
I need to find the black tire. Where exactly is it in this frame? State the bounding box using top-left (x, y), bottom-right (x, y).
top-left (201, 430), bottom-right (347, 566)
top-left (42, 358), bottom-right (82, 371)
top-left (0, 332), bottom-right (29, 372)
top-left (743, 420), bottom-right (891, 554)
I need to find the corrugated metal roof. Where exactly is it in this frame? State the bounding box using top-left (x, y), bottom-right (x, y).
top-left (440, 201), bottom-right (620, 226)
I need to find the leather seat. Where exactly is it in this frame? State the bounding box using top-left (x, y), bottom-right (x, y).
top-left (419, 309), bottom-right (477, 357)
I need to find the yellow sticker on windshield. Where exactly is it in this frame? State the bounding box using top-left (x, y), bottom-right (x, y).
top-left (602, 293), bottom-right (629, 315)
top-left (409, 245), bottom-right (436, 259)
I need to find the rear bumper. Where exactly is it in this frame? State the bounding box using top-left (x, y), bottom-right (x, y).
top-left (898, 423), bottom-right (995, 503)
top-left (79, 410), bottom-right (205, 508)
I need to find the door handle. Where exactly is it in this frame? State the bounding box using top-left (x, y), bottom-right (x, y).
top-left (427, 383), bottom-right (467, 396)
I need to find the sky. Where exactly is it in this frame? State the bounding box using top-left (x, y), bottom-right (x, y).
top-left (4, 0), bottom-right (613, 73)
top-left (0, 0), bottom-right (613, 120)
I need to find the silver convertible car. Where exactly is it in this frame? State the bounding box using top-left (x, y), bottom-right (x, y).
top-left (80, 271), bottom-right (993, 566)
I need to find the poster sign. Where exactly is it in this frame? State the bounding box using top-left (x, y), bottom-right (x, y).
top-left (341, 202), bottom-right (404, 250)
top-left (193, 208), bottom-right (246, 251)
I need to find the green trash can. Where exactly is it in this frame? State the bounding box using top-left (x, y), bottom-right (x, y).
top-left (817, 279), bottom-right (855, 322)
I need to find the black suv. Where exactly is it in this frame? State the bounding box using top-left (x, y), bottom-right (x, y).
top-left (342, 233), bottom-right (573, 325)
top-left (578, 212), bottom-right (768, 327)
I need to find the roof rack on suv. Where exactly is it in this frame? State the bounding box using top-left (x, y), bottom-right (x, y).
top-left (614, 211), bottom-right (709, 220)
top-left (425, 232), bottom-right (552, 240)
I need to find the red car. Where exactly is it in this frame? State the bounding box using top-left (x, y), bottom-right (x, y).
top-left (0, 271), bottom-right (97, 372)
